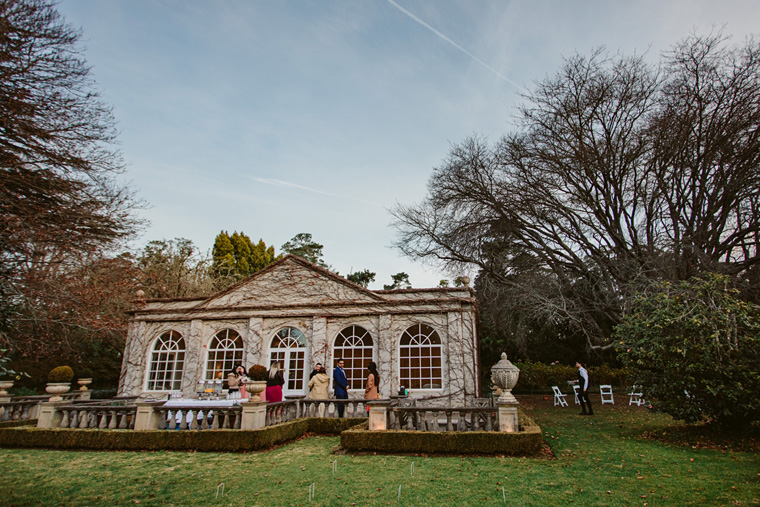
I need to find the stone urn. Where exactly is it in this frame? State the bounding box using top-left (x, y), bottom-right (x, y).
top-left (45, 382), bottom-right (71, 402)
top-left (491, 352), bottom-right (520, 404)
top-left (0, 380), bottom-right (14, 396)
top-left (245, 381), bottom-right (267, 402)
top-left (77, 378), bottom-right (93, 391)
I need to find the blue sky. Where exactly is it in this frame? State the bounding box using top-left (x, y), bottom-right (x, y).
top-left (57, 0), bottom-right (759, 289)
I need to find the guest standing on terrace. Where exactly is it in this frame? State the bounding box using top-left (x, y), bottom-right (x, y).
top-left (227, 365), bottom-right (248, 400)
top-left (576, 361), bottom-right (594, 416)
top-left (333, 359), bottom-right (348, 417)
top-left (266, 361), bottom-right (285, 403)
top-left (364, 361), bottom-right (380, 401)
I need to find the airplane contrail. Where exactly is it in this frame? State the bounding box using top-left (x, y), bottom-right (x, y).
top-left (253, 177), bottom-right (384, 208)
top-left (386, 0), bottom-right (527, 94)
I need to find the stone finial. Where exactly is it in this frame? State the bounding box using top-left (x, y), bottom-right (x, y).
top-left (460, 276), bottom-right (470, 287)
top-left (135, 289), bottom-right (145, 299)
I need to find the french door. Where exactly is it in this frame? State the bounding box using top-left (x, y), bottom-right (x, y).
top-left (268, 327), bottom-right (307, 396)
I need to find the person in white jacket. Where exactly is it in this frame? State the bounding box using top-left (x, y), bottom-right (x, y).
top-left (575, 361), bottom-right (594, 415)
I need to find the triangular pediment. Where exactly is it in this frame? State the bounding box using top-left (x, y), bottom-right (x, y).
top-left (197, 256), bottom-right (384, 309)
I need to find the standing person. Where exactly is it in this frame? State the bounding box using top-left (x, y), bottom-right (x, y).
top-left (364, 361), bottom-right (380, 401)
top-left (576, 361), bottom-right (594, 415)
top-left (265, 361), bottom-right (285, 403)
top-left (308, 366), bottom-right (330, 417)
top-left (309, 362), bottom-right (323, 380)
top-left (333, 359), bottom-right (348, 417)
top-left (227, 365), bottom-right (248, 401)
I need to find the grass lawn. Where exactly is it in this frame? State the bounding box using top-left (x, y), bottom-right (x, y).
top-left (0, 395), bottom-right (758, 506)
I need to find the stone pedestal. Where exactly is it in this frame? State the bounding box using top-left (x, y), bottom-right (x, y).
top-left (37, 401), bottom-right (66, 428)
top-left (497, 402), bottom-right (519, 433)
top-left (134, 401), bottom-right (165, 430)
top-left (241, 401), bottom-right (267, 430)
top-left (0, 395), bottom-right (11, 404)
top-left (368, 400), bottom-right (390, 430)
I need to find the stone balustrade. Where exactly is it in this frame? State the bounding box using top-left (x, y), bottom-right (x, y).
top-left (0, 400), bottom-right (40, 422)
top-left (56, 403), bottom-right (136, 429)
top-left (388, 406), bottom-right (499, 431)
top-left (156, 405), bottom-right (242, 430)
top-left (298, 398), bottom-right (368, 419)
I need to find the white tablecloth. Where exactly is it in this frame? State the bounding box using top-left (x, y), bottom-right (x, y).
top-left (163, 399), bottom-right (240, 424)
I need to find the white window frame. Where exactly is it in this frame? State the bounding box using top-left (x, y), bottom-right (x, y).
top-left (268, 327), bottom-right (308, 395)
top-left (204, 328), bottom-right (244, 380)
top-left (332, 325), bottom-right (375, 391)
top-left (398, 323), bottom-right (443, 391)
top-left (145, 330), bottom-right (186, 392)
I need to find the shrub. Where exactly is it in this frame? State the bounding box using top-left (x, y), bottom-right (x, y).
top-left (616, 274), bottom-right (760, 426)
top-left (48, 366), bottom-right (74, 383)
top-left (248, 365), bottom-right (267, 381)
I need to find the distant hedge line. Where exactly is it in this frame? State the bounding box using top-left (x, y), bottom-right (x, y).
top-left (512, 362), bottom-right (632, 393)
top-left (0, 417), bottom-right (365, 453)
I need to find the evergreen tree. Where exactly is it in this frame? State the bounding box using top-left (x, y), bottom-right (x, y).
top-left (212, 230), bottom-right (279, 281)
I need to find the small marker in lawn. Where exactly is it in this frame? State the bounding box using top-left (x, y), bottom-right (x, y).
top-left (215, 483), bottom-right (224, 500)
top-left (308, 482), bottom-right (315, 502)
top-left (502, 486), bottom-right (506, 506)
top-left (411, 462), bottom-right (414, 477)
top-left (398, 485), bottom-right (402, 505)
top-left (332, 460), bottom-right (337, 475)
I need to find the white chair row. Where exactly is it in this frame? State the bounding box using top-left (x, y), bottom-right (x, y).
top-left (551, 384), bottom-right (620, 406)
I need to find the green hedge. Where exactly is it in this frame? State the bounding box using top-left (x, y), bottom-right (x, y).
top-left (513, 362), bottom-right (632, 393)
top-left (341, 410), bottom-right (542, 456)
top-left (0, 417), bottom-right (367, 453)
top-left (0, 419), bottom-right (37, 429)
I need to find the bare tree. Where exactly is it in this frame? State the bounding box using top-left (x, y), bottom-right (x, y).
top-left (393, 34), bottom-right (760, 350)
top-left (0, 1), bottom-right (141, 363)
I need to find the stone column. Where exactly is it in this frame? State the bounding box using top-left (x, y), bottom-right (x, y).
top-left (378, 315), bottom-right (393, 398)
top-left (497, 401), bottom-right (519, 433)
top-left (182, 319), bottom-right (204, 396)
top-left (36, 401), bottom-right (66, 428)
top-left (246, 317), bottom-right (264, 367)
top-left (368, 400), bottom-right (390, 431)
top-left (134, 401), bottom-right (165, 430)
top-left (241, 401), bottom-right (267, 430)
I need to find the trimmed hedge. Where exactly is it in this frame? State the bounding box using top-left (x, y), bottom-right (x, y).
top-left (513, 361), bottom-right (631, 393)
top-left (0, 417), bottom-right (367, 453)
top-left (0, 419), bottom-right (37, 429)
top-left (341, 410), bottom-right (542, 456)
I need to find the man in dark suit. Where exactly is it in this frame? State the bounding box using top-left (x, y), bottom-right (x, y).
top-left (333, 359), bottom-right (348, 417)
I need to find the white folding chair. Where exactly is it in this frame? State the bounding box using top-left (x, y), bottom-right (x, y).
top-left (552, 386), bottom-right (568, 407)
top-left (572, 384), bottom-right (581, 405)
top-left (628, 385), bottom-right (645, 406)
top-left (600, 384), bottom-right (614, 405)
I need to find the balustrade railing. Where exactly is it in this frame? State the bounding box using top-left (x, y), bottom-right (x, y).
top-left (388, 406), bottom-right (498, 432)
top-left (57, 403), bottom-right (137, 429)
top-left (298, 398), bottom-right (367, 419)
top-left (155, 405), bottom-right (242, 430)
top-left (265, 400), bottom-right (299, 426)
top-left (0, 400), bottom-right (39, 422)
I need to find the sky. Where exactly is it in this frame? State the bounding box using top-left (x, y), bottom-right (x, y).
top-left (56, 0), bottom-right (760, 290)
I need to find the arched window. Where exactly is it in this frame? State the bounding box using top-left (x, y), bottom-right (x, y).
top-left (205, 329), bottom-right (244, 380)
top-left (333, 325), bottom-right (374, 390)
top-left (269, 327), bottom-right (307, 393)
top-left (146, 331), bottom-right (186, 391)
top-left (399, 324), bottom-right (442, 390)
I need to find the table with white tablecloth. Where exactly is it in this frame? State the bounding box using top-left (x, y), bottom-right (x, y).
top-left (162, 399), bottom-right (241, 426)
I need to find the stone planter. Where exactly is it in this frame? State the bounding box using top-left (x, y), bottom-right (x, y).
top-left (0, 380), bottom-right (14, 396)
top-left (491, 352), bottom-right (520, 404)
top-left (245, 381), bottom-right (267, 402)
top-left (77, 378), bottom-right (93, 391)
top-left (45, 382), bottom-right (71, 401)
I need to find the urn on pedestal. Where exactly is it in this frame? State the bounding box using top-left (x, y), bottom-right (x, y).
top-left (491, 353), bottom-right (520, 404)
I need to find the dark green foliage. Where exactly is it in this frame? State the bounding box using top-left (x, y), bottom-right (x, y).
top-left (0, 417), bottom-right (365, 452)
top-left (0, 420), bottom-right (36, 429)
top-left (383, 272), bottom-right (411, 290)
top-left (47, 366), bottom-right (73, 382)
top-left (211, 231), bottom-right (278, 281)
top-left (280, 233), bottom-right (328, 268)
top-left (616, 274), bottom-right (760, 426)
top-left (341, 411), bottom-right (541, 455)
top-left (511, 362), bottom-right (630, 393)
top-left (346, 269), bottom-right (375, 288)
